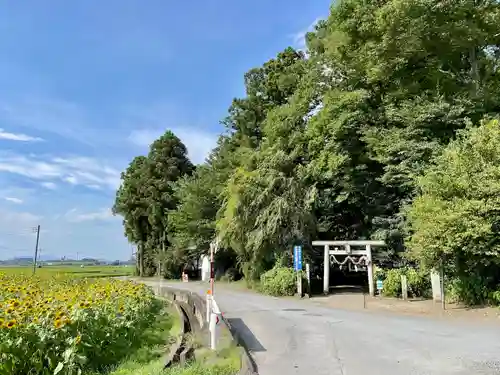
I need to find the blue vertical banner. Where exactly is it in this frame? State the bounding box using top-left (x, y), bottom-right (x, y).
top-left (293, 245), bottom-right (303, 271)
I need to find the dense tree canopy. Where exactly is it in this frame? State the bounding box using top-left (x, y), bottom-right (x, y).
top-left (407, 119), bottom-right (500, 304)
top-left (114, 0), bottom-right (500, 301)
top-left (113, 131), bottom-right (193, 276)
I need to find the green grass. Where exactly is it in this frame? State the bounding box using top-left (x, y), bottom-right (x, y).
top-left (86, 303), bottom-right (177, 375)
top-left (101, 303), bottom-right (240, 375)
top-left (102, 360), bottom-right (239, 375)
top-left (0, 265), bottom-right (134, 278)
top-left (107, 347), bottom-right (241, 375)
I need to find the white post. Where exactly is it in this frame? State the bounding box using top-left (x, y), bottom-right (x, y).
top-left (345, 243), bottom-right (351, 254)
top-left (401, 274), bottom-right (408, 300)
top-left (430, 270), bottom-right (442, 302)
top-left (323, 245), bottom-right (330, 295)
top-left (297, 272), bottom-right (302, 297)
top-left (366, 244), bottom-right (374, 297)
top-left (209, 312), bottom-right (217, 350)
top-left (206, 294), bottom-right (211, 323)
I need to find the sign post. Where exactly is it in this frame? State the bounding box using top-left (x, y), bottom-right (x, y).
top-left (210, 242), bottom-right (215, 296)
top-left (209, 239), bottom-right (219, 297)
top-left (305, 263), bottom-right (311, 296)
top-left (293, 245), bottom-right (303, 297)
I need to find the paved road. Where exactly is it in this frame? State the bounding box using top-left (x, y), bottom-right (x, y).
top-left (145, 281), bottom-right (500, 375)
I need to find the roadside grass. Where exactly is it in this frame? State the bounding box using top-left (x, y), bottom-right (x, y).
top-left (105, 353), bottom-right (240, 375)
top-left (187, 314), bottom-right (242, 375)
top-left (104, 360), bottom-right (239, 375)
top-left (87, 304), bottom-right (176, 375)
top-left (99, 303), bottom-right (239, 375)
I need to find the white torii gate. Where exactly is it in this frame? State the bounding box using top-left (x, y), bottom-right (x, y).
top-left (312, 240), bottom-right (385, 297)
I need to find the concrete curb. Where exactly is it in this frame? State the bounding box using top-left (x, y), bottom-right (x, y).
top-left (159, 287), bottom-right (206, 330)
top-left (164, 302), bottom-right (186, 368)
top-left (176, 302), bottom-right (195, 365)
top-left (156, 285), bottom-right (258, 374)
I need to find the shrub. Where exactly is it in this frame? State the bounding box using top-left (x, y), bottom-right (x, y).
top-left (381, 269), bottom-right (404, 297)
top-left (374, 266), bottom-right (386, 281)
top-left (224, 268), bottom-right (239, 282)
top-left (406, 119), bottom-right (500, 304)
top-left (406, 268), bottom-right (432, 298)
top-left (446, 274), bottom-right (499, 305)
top-left (380, 267), bottom-right (431, 298)
top-left (260, 267), bottom-right (297, 296)
top-left (490, 290), bottom-right (500, 306)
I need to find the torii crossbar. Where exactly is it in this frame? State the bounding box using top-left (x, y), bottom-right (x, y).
top-left (311, 240), bottom-right (385, 296)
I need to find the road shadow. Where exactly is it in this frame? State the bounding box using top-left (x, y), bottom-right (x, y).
top-left (226, 317), bottom-right (267, 352)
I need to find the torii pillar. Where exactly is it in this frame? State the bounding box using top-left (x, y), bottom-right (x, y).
top-left (312, 240), bottom-right (385, 297)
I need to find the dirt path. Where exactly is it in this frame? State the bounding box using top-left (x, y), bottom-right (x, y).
top-left (310, 293), bottom-right (500, 324)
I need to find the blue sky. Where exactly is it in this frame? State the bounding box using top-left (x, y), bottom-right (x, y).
top-left (0, 0), bottom-right (330, 261)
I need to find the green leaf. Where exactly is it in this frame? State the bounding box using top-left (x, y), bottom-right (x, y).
top-left (53, 362), bottom-right (64, 375)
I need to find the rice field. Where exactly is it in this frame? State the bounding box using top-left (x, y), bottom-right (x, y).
top-left (0, 265), bottom-right (134, 279)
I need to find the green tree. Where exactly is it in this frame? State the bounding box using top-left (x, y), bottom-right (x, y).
top-left (406, 118), bottom-right (500, 304)
top-left (168, 134), bottom-right (240, 264)
top-left (113, 131), bottom-right (193, 277)
top-left (112, 156), bottom-right (150, 276)
top-left (310, 0), bottom-right (500, 258)
top-left (116, 0), bottom-right (500, 296)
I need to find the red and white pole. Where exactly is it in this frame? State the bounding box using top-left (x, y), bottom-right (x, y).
top-left (210, 242), bottom-right (215, 296)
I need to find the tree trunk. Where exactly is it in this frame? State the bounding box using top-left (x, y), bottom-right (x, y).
top-left (135, 245), bottom-right (140, 276)
top-left (470, 46), bottom-right (479, 97)
top-left (139, 242), bottom-right (144, 277)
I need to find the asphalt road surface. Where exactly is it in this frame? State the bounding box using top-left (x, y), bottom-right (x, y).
top-left (144, 281), bottom-right (500, 375)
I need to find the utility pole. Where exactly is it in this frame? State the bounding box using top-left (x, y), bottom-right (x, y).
top-left (209, 242), bottom-right (214, 295)
top-left (32, 225), bottom-right (41, 275)
top-left (209, 238), bottom-right (219, 296)
top-left (441, 261), bottom-right (446, 311)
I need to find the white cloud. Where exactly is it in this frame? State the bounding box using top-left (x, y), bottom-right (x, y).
top-left (0, 209), bottom-right (41, 231)
top-left (0, 153), bottom-right (121, 190)
top-left (64, 176), bottom-right (78, 185)
top-left (4, 197), bottom-right (23, 204)
top-left (291, 17), bottom-right (324, 52)
top-left (128, 129), bottom-right (161, 147)
top-left (41, 182), bottom-right (57, 190)
top-left (0, 128), bottom-right (43, 142)
top-left (64, 208), bottom-right (115, 223)
top-left (0, 96), bottom-right (97, 145)
top-left (128, 128), bottom-right (218, 165)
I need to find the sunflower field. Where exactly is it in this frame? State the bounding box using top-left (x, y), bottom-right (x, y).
top-left (0, 274), bottom-right (158, 375)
